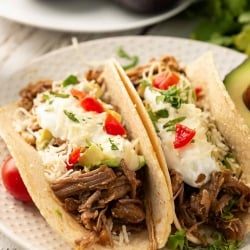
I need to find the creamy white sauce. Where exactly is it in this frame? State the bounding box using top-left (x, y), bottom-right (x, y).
top-left (143, 76), bottom-right (220, 187)
top-left (33, 79), bottom-right (141, 180)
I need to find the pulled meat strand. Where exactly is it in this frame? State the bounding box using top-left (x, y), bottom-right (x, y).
top-left (120, 159), bottom-right (141, 198)
top-left (126, 55), bottom-right (185, 85)
top-left (210, 217), bottom-right (246, 241)
top-left (170, 169), bottom-right (184, 199)
top-left (171, 169), bottom-right (250, 244)
top-left (212, 193), bottom-right (233, 215)
top-left (51, 162), bottom-right (147, 248)
top-left (111, 199), bottom-right (145, 224)
top-left (19, 80), bottom-right (52, 110)
top-left (51, 165), bottom-right (116, 198)
top-left (98, 175), bottom-right (131, 205)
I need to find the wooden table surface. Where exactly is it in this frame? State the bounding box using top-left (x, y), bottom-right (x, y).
top-left (0, 11), bottom-right (196, 249)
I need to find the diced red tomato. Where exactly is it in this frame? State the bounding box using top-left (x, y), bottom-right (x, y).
top-left (173, 123), bottom-right (196, 149)
top-left (104, 113), bottom-right (126, 136)
top-left (80, 96), bottom-right (104, 113)
top-left (70, 88), bottom-right (87, 100)
top-left (67, 147), bottom-right (81, 169)
top-left (153, 72), bottom-right (180, 90)
top-left (195, 87), bottom-right (203, 99)
top-left (1, 157), bottom-right (32, 202)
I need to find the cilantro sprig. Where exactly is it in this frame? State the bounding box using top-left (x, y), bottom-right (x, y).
top-left (157, 85), bottom-right (183, 109)
top-left (186, 0), bottom-right (250, 55)
top-left (221, 196), bottom-right (240, 220)
top-left (163, 116), bottom-right (186, 131)
top-left (109, 138), bottom-right (119, 150)
top-left (167, 229), bottom-right (242, 250)
top-left (117, 47), bottom-right (139, 70)
top-left (63, 110), bottom-right (79, 123)
top-left (62, 75), bottom-right (79, 87)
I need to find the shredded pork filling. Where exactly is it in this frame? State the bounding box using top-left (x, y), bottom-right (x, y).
top-left (126, 56), bottom-right (250, 245)
top-left (51, 161), bottom-right (146, 248)
top-left (171, 169), bottom-right (250, 244)
top-left (17, 77), bottom-right (151, 248)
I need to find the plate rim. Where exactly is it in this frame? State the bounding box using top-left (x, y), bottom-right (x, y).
top-left (0, 0), bottom-right (195, 33)
top-left (26, 35), bottom-right (247, 69)
top-left (0, 35), bottom-right (248, 250)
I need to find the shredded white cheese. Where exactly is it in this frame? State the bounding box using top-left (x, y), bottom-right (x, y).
top-left (142, 68), bottom-right (239, 187)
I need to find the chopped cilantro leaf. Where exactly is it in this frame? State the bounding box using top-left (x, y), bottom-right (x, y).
top-left (167, 229), bottom-right (242, 250)
top-left (204, 232), bottom-right (242, 250)
top-left (163, 116), bottom-right (186, 131)
top-left (155, 109), bottom-right (169, 119)
top-left (85, 139), bottom-right (92, 148)
top-left (167, 229), bottom-right (186, 250)
top-left (63, 110), bottom-right (79, 123)
top-left (139, 79), bottom-right (151, 87)
top-left (117, 47), bottom-right (139, 70)
top-left (158, 85), bottom-right (183, 109)
top-left (221, 196), bottom-right (239, 220)
top-left (50, 91), bottom-right (69, 98)
top-left (42, 94), bottom-right (50, 101)
top-left (222, 157), bottom-right (232, 170)
top-left (62, 75), bottom-right (79, 87)
top-left (55, 208), bottom-right (63, 219)
top-left (109, 138), bottom-right (119, 150)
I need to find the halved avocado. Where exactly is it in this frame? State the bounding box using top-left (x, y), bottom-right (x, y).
top-left (224, 58), bottom-right (250, 127)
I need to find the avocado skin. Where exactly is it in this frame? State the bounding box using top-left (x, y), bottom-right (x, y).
top-left (224, 57), bottom-right (250, 127)
top-left (114, 0), bottom-right (176, 13)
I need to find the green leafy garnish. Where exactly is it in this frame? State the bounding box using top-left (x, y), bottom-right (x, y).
top-left (155, 109), bottom-right (169, 118)
top-left (163, 116), bottom-right (186, 131)
top-left (42, 93), bottom-right (50, 101)
top-left (117, 47), bottom-right (139, 70)
top-left (167, 229), bottom-right (186, 250)
top-left (147, 108), bottom-right (169, 132)
top-left (62, 74), bottom-right (79, 87)
top-left (50, 91), bottom-right (69, 98)
top-left (63, 110), bottom-right (79, 123)
top-left (139, 79), bottom-right (151, 87)
top-left (167, 230), bottom-right (242, 250)
top-left (186, 0), bottom-right (250, 55)
top-left (55, 208), bottom-right (63, 219)
top-left (221, 196), bottom-right (239, 220)
top-left (157, 86), bottom-right (183, 109)
top-left (203, 232), bottom-right (242, 250)
top-left (222, 157), bottom-right (232, 170)
top-left (109, 138), bottom-right (119, 150)
top-left (147, 109), bottom-right (159, 132)
top-left (85, 139), bottom-right (92, 148)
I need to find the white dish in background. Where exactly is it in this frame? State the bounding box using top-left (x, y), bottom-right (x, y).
top-left (0, 0), bottom-right (195, 33)
top-left (0, 36), bottom-right (249, 250)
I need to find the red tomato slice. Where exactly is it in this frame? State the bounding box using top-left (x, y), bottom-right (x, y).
top-left (153, 72), bottom-right (180, 90)
top-left (104, 113), bottom-right (126, 136)
top-left (67, 147), bottom-right (81, 170)
top-left (80, 96), bottom-right (104, 113)
top-left (70, 88), bottom-right (87, 100)
top-left (173, 124), bottom-right (196, 149)
top-left (1, 157), bottom-right (32, 202)
top-left (195, 87), bottom-right (203, 99)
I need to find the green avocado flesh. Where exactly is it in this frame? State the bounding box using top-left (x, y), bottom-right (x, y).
top-left (224, 58), bottom-right (250, 127)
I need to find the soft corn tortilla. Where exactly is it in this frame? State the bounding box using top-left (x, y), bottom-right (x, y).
top-left (0, 61), bottom-right (173, 250)
top-left (186, 52), bottom-right (250, 233)
top-left (113, 52), bottom-right (250, 241)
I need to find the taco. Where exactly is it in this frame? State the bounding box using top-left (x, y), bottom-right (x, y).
top-left (0, 60), bottom-right (173, 249)
top-left (113, 52), bottom-right (250, 248)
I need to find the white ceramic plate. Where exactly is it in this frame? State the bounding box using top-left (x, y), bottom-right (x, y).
top-left (0, 0), bottom-right (195, 33)
top-left (0, 36), bottom-right (249, 250)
